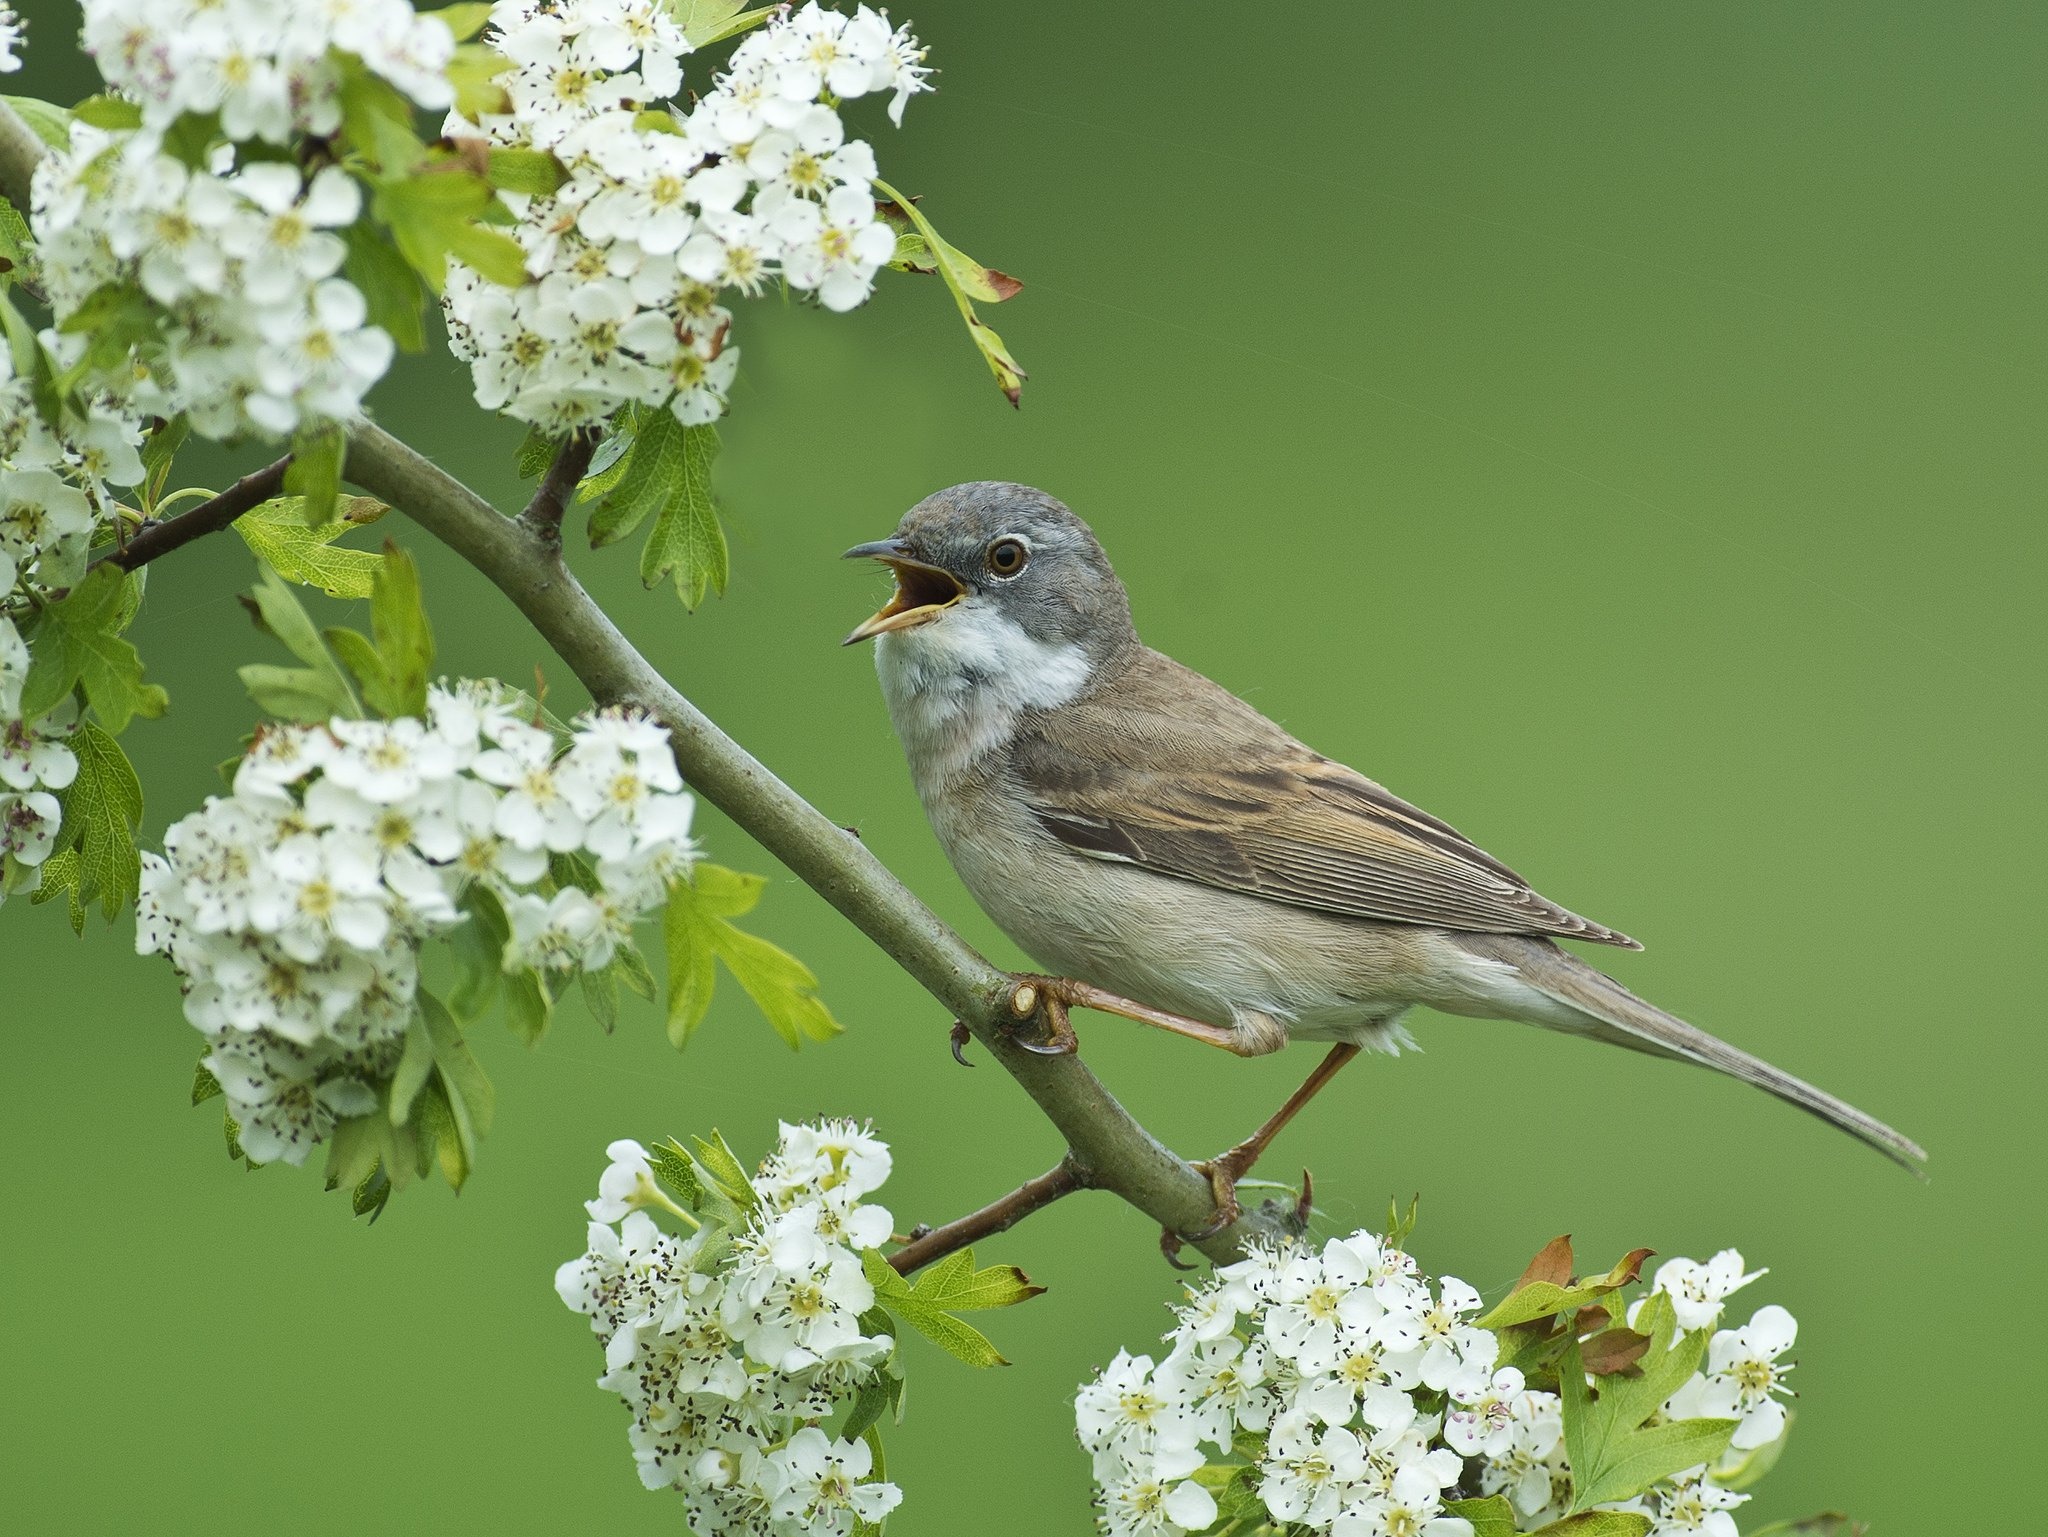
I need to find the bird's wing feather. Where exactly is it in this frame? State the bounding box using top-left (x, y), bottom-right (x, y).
top-left (1010, 649), bottom-right (1639, 948)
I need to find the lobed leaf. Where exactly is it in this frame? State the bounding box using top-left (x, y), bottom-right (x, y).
top-left (234, 495), bottom-right (388, 598)
top-left (20, 566), bottom-right (169, 733)
top-left (284, 422), bottom-right (347, 526)
top-left (40, 723), bottom-right (144, 922)
top-left (1531, 1516), bottom-right (1653, 1537)
top-left (859, 1248), bottom-right (1016, 1368)
top-left (663, 864), bottom-right (841, 1050)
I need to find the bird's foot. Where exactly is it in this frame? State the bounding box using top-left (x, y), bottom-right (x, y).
top-left (1159, 1160), bottom-right (1317, 1268)
top-left (948, 1020), bottom-right (975, 1066)
top-left (1001, 976), bottom-right (1081, 1056)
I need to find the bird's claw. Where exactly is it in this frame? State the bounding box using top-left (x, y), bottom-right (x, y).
top-left (948, 1021), bottom-right (976, 1066)
top-left (1003, 976), bottom-right (1080, 1056)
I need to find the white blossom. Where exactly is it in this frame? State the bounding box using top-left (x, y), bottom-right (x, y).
top-left (0, 6), bottom-right (23, 73)
top-left (1648, 1250), bottom-right (1765, 1333)
top-left (561, 1121), bottom-right (907, 1531)
top-left (140, 688), bottom-right (697, 1165)
top-left (443, 1), bottom-right (932, 431)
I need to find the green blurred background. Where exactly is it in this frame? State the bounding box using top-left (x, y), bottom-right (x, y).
top-left (3, 1), bottom-right (2039, 1530)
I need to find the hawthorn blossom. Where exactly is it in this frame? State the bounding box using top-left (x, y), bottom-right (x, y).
top-left (140, 687), bottom-right (698, 1165)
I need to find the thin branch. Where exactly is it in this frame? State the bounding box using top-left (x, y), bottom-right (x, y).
top-left (343, 422), bottom-right (1292, 1267)
top-left (889, 1156), bottom-right (1090, 1276)
top-left (0, 99), bottom-right (43, 210)
top-left (98, 455), bottom-right (292, 573)
top-left (518, 430), bottom-right (599, 547)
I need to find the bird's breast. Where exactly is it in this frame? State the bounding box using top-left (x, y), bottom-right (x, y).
top-left (874, 606), bottom-right (1093, 796)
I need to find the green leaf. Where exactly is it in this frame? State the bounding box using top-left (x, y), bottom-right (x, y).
top-left (2, 96), bottom-right (74, 149)
top-left (897, 1248), bottom-right (1045, 1313)
top-left (0, 285), bottom-right (61, 429)
top-left (860, 1248), bottom-right (1020, 1368)
top-left (1531, 1516), bottom-right (1653, 1537)
top-left (72, 94), bottom-right (143, 131)
top-left (578, 403), bottom-right (648, 504)
top-left (689, 1131), bottom-right (759, 1214)
top-left (139, 415), bottom-right (190, 514)
top-left (579, 963), bottom-right (620, 1032)
top-left (638, 422), bottom-right (728, 607)
top-left (646, 1138), bottom-right (704, 1208)
top-left (874, 179), bottom-right (1028, 406)
top-left (343, 221), bottom-right (428, 352)
top-left (38, 723), bottom-right (143, 921)
top-left (448, 883), bottom-right (512, 1021)
top-left (0, 196), bottom-right (37, 290)
top-left (20, 567), bottom-right (169, 733)
top-left (374, 166), bottom-right (527, 291)
top-left (330, 543), bottom-right (434, 719)
top-left (337, 56), bottom-right (427, 176)
top-left (423, 1), bottom-right (495, 40)
top-left (485, 147), bottom-right (566, 196)
top-left (836, 1370), bottom-right (904, 1443)
top-left (389, 1013), bottom-right (435, 1125)
top-left (422, 990), bottom-right (495, 1139)
top-left (673, 0), bottom-right (776, 47)
top-left (234, 495), bottom-right (388, 597)
top-left (1560, 1293), bottom-right (1738, 1512)
top-left (1443, 1495), bottom-right (1519, 1537)
top-left (663, 864), bottom-right (841, 1049)
top-left (447, 42), bottom-right (514, 120)
top-left (1477, 1245), bottom-right (1655, 1330)
top-left (192, 1059), bottom-right (222, 1105)
top-left (516, 425), bottom-right (562, 481)
top-left (239, 562), bottom-right (360, 719)
top-left (284, 422), bottom-right (347, 526)
top-left (397, 994), bottom-right (496, 1191)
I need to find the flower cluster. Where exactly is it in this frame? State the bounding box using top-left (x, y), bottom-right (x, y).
top-left (1076, 1235), bottom-right (1796, 1537)
top-left (558, 1121), bottom-right (906, 1537)
top-left (0, 5), bottom-right (23, 74)
top-left (80, 0), bottom-right (454, 142)
top-left (32, 127), bottom-right (396, 440)
top-left (137, 684), bottom-right (698, 1164)
top-left (30, 0), bottom-right (461, 440)
top-left (442, 1), bottom-right (931, 431)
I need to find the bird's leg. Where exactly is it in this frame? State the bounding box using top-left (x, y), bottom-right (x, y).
top-left (1165, 1043), bottom-right (1363, 1255)
top-left (1002, 974), bottom-right (1245, 1057)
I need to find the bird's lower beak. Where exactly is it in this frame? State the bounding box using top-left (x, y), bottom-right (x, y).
top-left (842, 538), bottom-right (967, 644)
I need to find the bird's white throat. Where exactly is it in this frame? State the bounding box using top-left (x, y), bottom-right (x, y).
top-left (875, 600), bottom-right (1093, 793)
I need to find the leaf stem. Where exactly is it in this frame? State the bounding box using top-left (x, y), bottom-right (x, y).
top-left (888, 1156), bottom-right (1090, 1276)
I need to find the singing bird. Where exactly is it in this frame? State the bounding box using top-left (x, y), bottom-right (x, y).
top-left (843, 482), bottom-right (1924, 1234)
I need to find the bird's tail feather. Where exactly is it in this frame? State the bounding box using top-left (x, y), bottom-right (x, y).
top-left (1459, 934), bottom-right (1927, 1174)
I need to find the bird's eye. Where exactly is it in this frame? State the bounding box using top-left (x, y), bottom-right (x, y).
top-left (986, 537), bottom-right (1029, 577)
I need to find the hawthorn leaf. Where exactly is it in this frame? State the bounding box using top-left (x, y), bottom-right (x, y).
top-left (689, 1131), bottom-right (759, 1213)
top-left (284, 422), bottom-right (346, 526)
top-left (663, 864), bottom-right (839, 1049)
top-left (343, 221), bottom-right (428, 352)
top-left (1744, 1517), bottom-right (1867, 1537)
top-left (234, 495), bottom-right (388, 597)
top-left (2, 95), bottom-right (74, 149)
top-left (422, 1), bottom-right (494, 40)
top-left (20, 566), bottom-right (169, 733)
top-left (873, 179), bottom-right (1027, 406)
top-left (860, 1248), bottom-right (1019, 1368)
top-left (1561, 1292), bottom-right (1737, 1512)
top-left (192, 1060), bottom-right (223, 1105)
top-left (646, 1138), bottom-right (704, 1209)
top-left (41, 723), bottom-right (143, 921)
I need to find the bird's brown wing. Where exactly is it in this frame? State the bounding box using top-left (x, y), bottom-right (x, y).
top-left (1009, 649), bottom-right (1639, 948)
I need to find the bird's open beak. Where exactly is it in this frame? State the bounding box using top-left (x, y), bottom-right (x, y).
top-left (841, 538), bottom-right (966, 645)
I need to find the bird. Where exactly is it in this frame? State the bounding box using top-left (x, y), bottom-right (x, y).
top-left (842, 481), bottom-right (1925, 1240)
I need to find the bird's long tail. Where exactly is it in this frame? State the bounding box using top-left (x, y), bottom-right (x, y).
top-left (1455, 933), bottom-right (1926, 1174)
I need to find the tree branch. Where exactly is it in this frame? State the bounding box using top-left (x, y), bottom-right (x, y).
top-left (98, 455), bottom-right (292, 573)
top-left (343, 422), bottom-right (1293, 1266)
top-left (890, 1156), bottom-right (1090, 1276)
top-left (518, 430), bottom-right (598, 547)
top-left (0, 99), bottom-right (1293, 1269)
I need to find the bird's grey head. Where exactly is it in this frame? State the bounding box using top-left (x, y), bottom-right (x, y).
top-left (842, 483), bottom-right (1138, 686)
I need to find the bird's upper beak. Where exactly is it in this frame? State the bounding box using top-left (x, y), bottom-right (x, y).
top-left (842, 537), bottom-right (967, 645)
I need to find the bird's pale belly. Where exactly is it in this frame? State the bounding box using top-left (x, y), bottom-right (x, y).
top-left (926, 782), bottom-right (1459, 1053)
